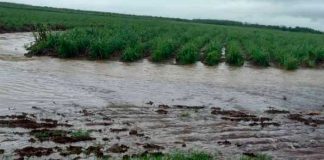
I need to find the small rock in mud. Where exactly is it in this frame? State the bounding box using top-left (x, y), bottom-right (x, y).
top-left (218, 140), bottom-right (231, 145)
top-left (129, 129), bottom-right (138, 135)
top-left (108, 144), bottom-right (129, 153)
top-left (85, 146), bottom-right (103, 157)
top-left (265, 108), bottom-right (290, 114)
top-left (110, 128), bottom-right (129, 132)
top-left (15, 147), bottom-right (53, 158)
top-left (156, 109), bottom-right (168, 114)
top-left (158, 104), bottom-right (170, 109)
top-left (283, 96), bottom-right (287, 101)
top-left (173, 105), bottom-right (205, 109)
top-left (0, 149), bottom-right (4, 154)
top-left (102, 137), bottom-right (110, 141)
top-left (146, 101), bottom-right (154, 105)
top-left (143, 143), bottom-right (165, 150)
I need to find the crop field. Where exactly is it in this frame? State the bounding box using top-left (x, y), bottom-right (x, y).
top-left (1, 2), bottom-right (324, 70)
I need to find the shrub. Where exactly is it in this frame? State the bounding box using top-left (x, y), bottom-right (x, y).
top-left (90, 39), bottom-right (111, 59)
top-left (120, 44), bottom-right (145, 62)
top-left (283, 55), bottom-right (298, 70)
top-left (250, 48), bottom-right (270, 67)
top-left (151, 38), bottom-right (177, 62)
top-left (176, 43), bottom-right (200, 64)
top-left (226, 41), bottom-right (244, 66)
top-left (203, 40), bottom-right (222, 66)
top-left (204, 51), bottom-right (221, 66)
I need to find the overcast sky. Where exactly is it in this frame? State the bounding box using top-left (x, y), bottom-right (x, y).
top-left (2, 0), bottom-right (324, 31)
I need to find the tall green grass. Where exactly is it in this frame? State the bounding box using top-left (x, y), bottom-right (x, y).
top-left (203, 40), bottom-right (222, 66)
top-left (226, 41), bottom-right (244, 66)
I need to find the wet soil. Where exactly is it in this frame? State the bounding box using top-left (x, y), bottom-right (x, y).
top-left (0, 104), bottom-right (323, 159)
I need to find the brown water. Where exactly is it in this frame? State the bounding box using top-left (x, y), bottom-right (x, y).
top-left (0, 33), bottom-right (324, 159)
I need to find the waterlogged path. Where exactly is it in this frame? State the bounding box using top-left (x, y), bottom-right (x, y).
top-left (0, 33), bottom-right (324, 159)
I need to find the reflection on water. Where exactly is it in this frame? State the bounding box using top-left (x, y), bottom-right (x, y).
top-left (0, 33), bottom-right (324, 113)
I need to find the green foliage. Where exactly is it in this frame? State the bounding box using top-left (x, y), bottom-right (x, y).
top-left (283, 55), bottom-right (298, 70)
top-left (203, 40), bottom-right (222, 66)
top-left (151, 38), bottom-right (178, 62)
top-left (226, 41), bottom-right (244, 66)
top-left (121, 44), bottom-right (145, 62)
top-left (176, 43), bottom-right (200, 64)
top-left (70, 130), bottom-right (91, 139)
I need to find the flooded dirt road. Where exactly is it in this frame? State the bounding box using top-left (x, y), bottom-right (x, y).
top-left (0, 33), bottom-right (324, 159)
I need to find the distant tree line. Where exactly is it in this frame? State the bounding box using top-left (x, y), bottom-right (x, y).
top-left (192, 19), bottom-right (323, 34)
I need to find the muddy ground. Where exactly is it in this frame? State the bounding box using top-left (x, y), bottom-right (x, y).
top-left (0, 103), bottom-right (323, 160)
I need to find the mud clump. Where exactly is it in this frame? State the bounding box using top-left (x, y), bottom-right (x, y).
top-left (30, 129), bottom-right (95, 143)
top-left (288, 114), bottom-right (324, 126)
top-left (15, 147), bottom-right (53, 158)
top-left (108, 144), bottom-right (129, 153)
top-left (110, 128), bottom-right (129, 132)
top-left (0, 119), bottom-right (58, 129)
top-left (265, 108), bottom-right (290, 114)
top-left (218, 140), bottom-right (231, 146)
top-left (243, 152), bottom-right (257, 158)
top-left (146, 101), bottom-right (154, 105)
top-left (158, 104), bottom-right (170, 109)
top-left (211, 109), bottom-right (256, 118)
top-left (85, 146), bottom-right (103, 157)
top-left (60, 146), bottom-right (83, 156)
top-left (0, 114), bottom-right (71, 129)
top-left (249, 122), bottom-right (280, 127)
top-left (129, 130), bottom-right (144, 137)
top-left (143, 143), bottom-right (165, 150)
top-left (156, 109), bottom-right (168, 114)
top-left (174, 105), bottom-right (205, 109)
top-left (123, 151), bottom-right (164, 160)
top-left (221, 117), bottom-right (272, 122)
top-left (86, 122), bottom-right (113, 126)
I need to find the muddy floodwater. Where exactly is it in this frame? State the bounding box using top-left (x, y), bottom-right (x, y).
top-left (0, 33), bottom-right (324, 159)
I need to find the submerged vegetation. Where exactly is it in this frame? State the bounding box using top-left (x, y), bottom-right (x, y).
top-left (1, 2), bottom-right (324, 70)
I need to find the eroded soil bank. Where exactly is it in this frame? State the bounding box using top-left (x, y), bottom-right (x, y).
top-left (0, 33), bottom-right (324, 159)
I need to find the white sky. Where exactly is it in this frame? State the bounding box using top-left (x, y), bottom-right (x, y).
top-left (2, 0), bottom-right (324, 31)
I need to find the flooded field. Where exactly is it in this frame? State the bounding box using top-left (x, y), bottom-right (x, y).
top-left (0, 33), bottom-right (324, 159)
